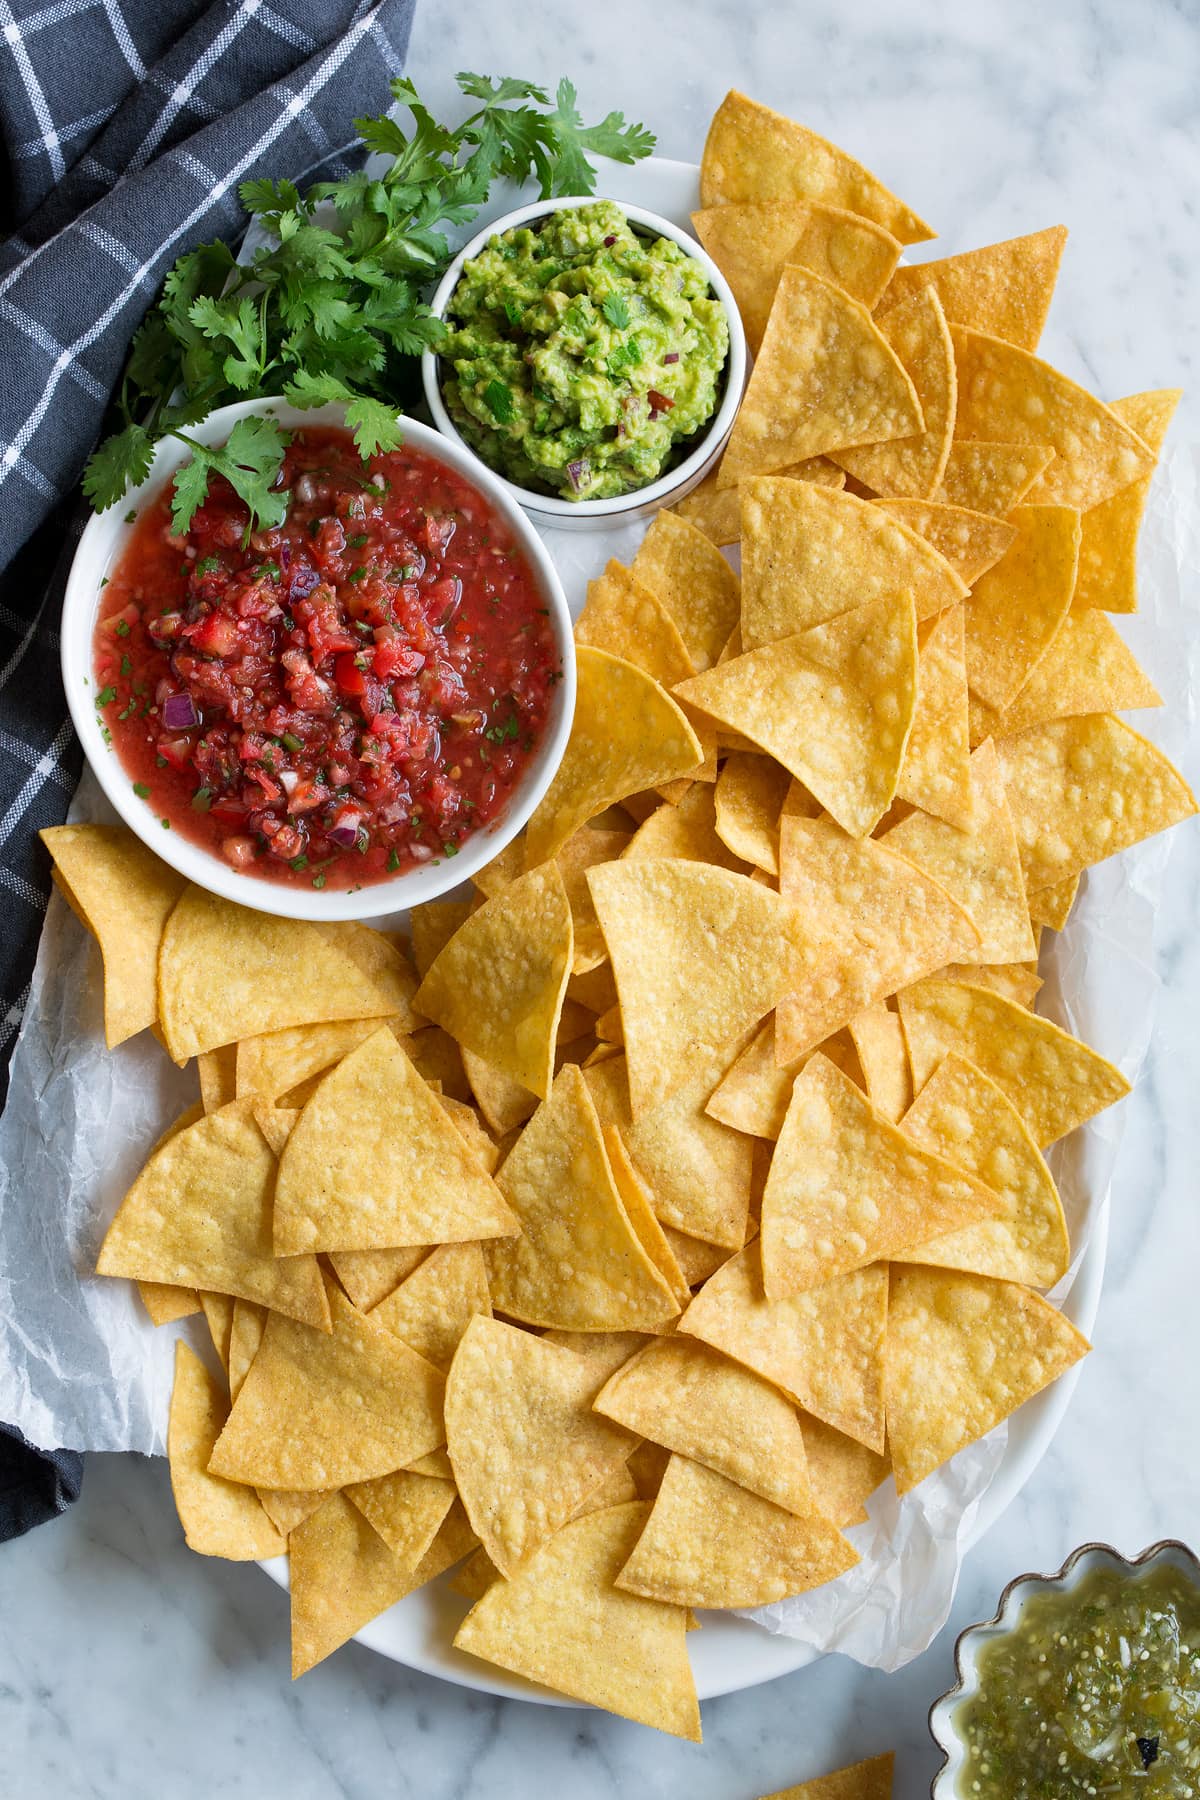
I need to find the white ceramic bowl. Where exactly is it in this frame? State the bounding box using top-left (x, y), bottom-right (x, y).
top-left (420, 195), bottom-right (747, 532)
top-left (61, 398), bottom-right (575, 921)
top-left (928, 1538), bottom-right (1200, 1796)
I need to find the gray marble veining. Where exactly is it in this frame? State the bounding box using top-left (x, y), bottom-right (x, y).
top-left (3, 1), bottom-right (1199, 1794)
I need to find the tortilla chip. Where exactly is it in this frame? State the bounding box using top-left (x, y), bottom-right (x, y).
top-left (673, 456), bottom-right (845, 548)
top-left (228, 1299), bottom-right (265, 1401)
top-left (952, 326), bottom-right (1155, 511)
top-left (585, 1046), bottom-right (755, 1249)
top-left (407, 1448), bottom-right (455, 1481)
top-left (896, 978), bottom-right (1130, 1147)
top-left (449, 1461), bottom-right (642, 1604)
top-left (1027, 872), bottom-right (1080, 934)
top-left (761, 1052), bottom-right (1001, 1297)
top-left (832, 289), bottom-right (956, 498)
top-left (714, 752), bottom-right (791, 874)
top-left (873, 500), bottom-right (1015, 589)
top-left (847, 1007), bottom-right (912, 1123)
top-left (437, 1093), bottom-right (502, 1174)
top-left (97, 1102), bottom-right (329, 1327)
top-left (895, 604), bottom-right (972, 830)
top-left (167, 1342), bottom-right (284, 1560)
top-left (692, 200), bottom-right (901, 351)
top-left (679, 593), bottom-right (919, 838)
top-left (594, 1335), bottom-right (811, 1514)
top-left (460, 1047), bottom-right (538, 1136)
top-left (879, 225), bottom-right (1067, 352)
top-left (319, 922), bottom-right (421, 1029)
top-left (139, 1280), bottom-right (201, 1325)
top-left (208, 1285), bottom-right (445, 1490)
top-left (681, 1246), bottom-right (888, 1451)
top-left (801, 1420), bottom-right (891, 1530)
top-left (199, 1290), bottom-right (234, 1374)
top-left (661, 1226), bottom-right (733, 1288)
top-left (995, 715), bottom-right (1197, 892)
top-left (575, 559), bottom-right (696, 691)
top-left (898, 1053), bottom-right (1069, 1287)
top-left (486, 1064), bottom-right (679, 1330)
top-left (445, 1316), bottom-right (636, 1575)
top-left (616, 1453), bottom-right (857, 1609)
top-left (40, 824), bottom-right (186, 1047)
top-left (775, 814), bottom-right (979, 1062)
top-left (934, 442), bottom-right (1055, 521)
top-left (628, 509), bottom-right (742, 673)
top-left (718, 266), bottom-right (924, 487)
top-left (588, 859), bottom-right (805, 1117)
top-left (410, 899), bottom-right (473, 981)
top-left (523, 647), bottom-right (701, 868)
top-left (886, 1266), bottom-right (1088, 1492)
top-left (344, 1468), bottom-right (455, 1566)
top-left (931, 962), bottom-right (1041, 1007)
top-left (963, 504), bottom-right (1081, 712)
top-left (972, 610), bottom-right (1161, 743)
top-left (700, 89), bottom-right (933, 244)
top-left (370, 1241), bottom-right (492, 1370)
top-left (477, 824), bottom-right (630, 977)
top-left (1073, 389), bottom-right (1180, 613)
top-left (196, 1044), bottom-right (236, 1115)
top-left (235, 1018), bottom-right (387, 1107)
top-left (760, 1751), bottom-right (896, 1800)
top-left (398, 1025), bottom-right (470, 1102)
top-left (328, 1245), bottom-right (426, 1313)
top-left (157, 890), bottom-right (394, 1061)
top-left (741, 479), bottom-right (966, 647)
top-left (273, 1027), bottom-right (518, 1254)
top-left (454, 1501), bottom-right (699, 1739)
top-left (414, 863), bottom-right (572, 1100)
top-left (602, 1128), bottom-right (692, 1312)
top-left (621, 780), bottom-right (743, 872)
top-left (703, 1018), bottom-right (862, 1141)
top-left (290, 1492), bottom-right (473, 1678)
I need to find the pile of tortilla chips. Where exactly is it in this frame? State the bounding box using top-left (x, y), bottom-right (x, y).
top-left (44, 89), bottom-right (1196, 1742)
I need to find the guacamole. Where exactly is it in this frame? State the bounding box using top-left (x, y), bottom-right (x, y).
top-left (441, 201), bottom-right (729, 501)
top-left (955, 1560), bottom-right (1200, 1796)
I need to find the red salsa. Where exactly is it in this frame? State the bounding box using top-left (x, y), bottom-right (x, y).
top-left (93, 427), bottom-right (561, 890)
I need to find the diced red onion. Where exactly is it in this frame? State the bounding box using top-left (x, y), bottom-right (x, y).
top-left (278, 541), bottom-right (291, 573)
top-left (279, 769), bottom-right (299, 796)
top-left (566, 458), bottom-right (589, 492)
top-left (295, 474), bottom-right (319, 505)
top-left (161, 693), bottom-right (199, 730)
top-left (664, 352), bottom-right (679, 364)
top-left (327, 821), bottom-right (362, 850)
top-left (603, 235), bottom-right (616, 247)
top-left (408, 842), bottom-right (434, 863)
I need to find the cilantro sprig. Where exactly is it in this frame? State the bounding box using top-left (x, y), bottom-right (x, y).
top-left (83, 72), bottom-right (655, 531)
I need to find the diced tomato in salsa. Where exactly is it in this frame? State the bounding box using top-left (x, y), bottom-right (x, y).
top-left (93, 427), bottom-right (561, 890)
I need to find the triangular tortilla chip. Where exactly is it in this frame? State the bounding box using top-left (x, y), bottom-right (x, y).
top-left (320, 921), bottom-right (421, 1028)
top-left (951, 326), bottom-right (1155, 510)
top-left (461, 1046), bottom-right (538, 1135)
top-left (344, 1468), bottom-right (456, 1566)
top-left (700, 89), bottom-right (933, 244)
top-left (886, 1266), bottom-right (1088, 1492)
top-left (290, 1492), bottom-right (474, 1677)
top-left (594, 1335), bottom-right (811, 1514)
top-left (97, 1102), bottom-right (329, 1327)
top-left (197, 1044), bottom-right (236, 1114)
top-left (437, 1093), bottom-right (502, 1173)
top-left (895, 604), bottom-right (972, 829)
top-left (995, 715), bottom-right (1196, 891)
top-left (575, 559), bottom-right (696, 687)
top-left (896, 978), bottom-right (1130, 1147)
top-left (260, 1487), bottom-right (335, 1536)
top-left (585, 1046), bottom-right (755, 1249)
top-left (41, 824), bottom-right (186, 1047)
top-left (934, 439), bottom-right (1056, 515)
top-left (602, 1128), bottom-right (692, 1311)
top-left (717, 266), bottom-right (924, 487)
top-left (681, 1246), bottom-right (888, 1451)
top-left (616, 1453), bottom-right (857, 1608)
top-left (872, 499), bottom-right (1016, 587)
top-left (523, 647), bottom-right (701, 867)
top-left (273, 1027), bottom-right (518, 1254)
top-left (775, 814), bottom-right (979, 1062)
top-left (801, 1421), bottom-right (892, 1531)
top-left (228, 1299), bottom-right (265, 1401)
top-left (761, 1053), bottom-right (1001, 1296)
top-left (486, 1065), bottom-right (679, 1330)
top-left (878, 225), bottom-right (1068, 351)
top-left (714, 752), bottom-right (791, 874)
top-left (475, 823), bottom-right (629, 975)
top-left (621, 781), bottom-right (744, 870)
top-left (414, 863), bottom-right (571, 1100)
top-left (167, 1341), bottom-right (284, 1560)
top-left (629, 509), bottom-right (742, 672)
top-left (446, 1316), bottom-right (636, 1575)
top-left (760, 1751), bottom-right (896, 1800)
top-left (199, 1290), bottom-right (234, 1374)
top-left (454, 1502), bottom-right (699, 1739)
top-left (740, 479), bottom-right (966, 645)
top-left (931, 961), bottom-right (1041, 1008)
top-left (1073, 389), bottom-right (1180, 613)
top-left (972, 610), bottom-right (1161, 745)
top-left (139, 1280), bottom-right (201, 1325)
top-left (692, 200), bottom-right (901, 351)
top-left (328, 1245), bottom-right (426, 1313)
top-left (847, 1006), bottom-right (911, 1123)
top-left (409, 898), bottom-right (473, 980)
top-left (370, 1241), bottom-right (492, 1369)
top-left (157, 889), bottom-right (394, 1060)
top-left (1027, 871), bottom-right (1080, 934)
top-left (208, 1285), bottom-right (446, 1490)
top-left (661, 1226), bottom-right (732, 1288)
top-left (964, 504), bottom-right (1081, 711)
top-left (448, 1465), bottom-right (642, 1606)
top-left (832, 288), bottom-right (956, 498)
top-left (678, 594), bottom-right (919, 838)
top-left (884, 740), bottom-right (1037, 964)
top-left (587, 859), bottom-right (805, 1117)
top-left (704, 1018), bottom-right (864, 1141)
top-left (673, 456), bottom-right (845, 548)
top-left (898, 1053), bottom-right (1069, 1286)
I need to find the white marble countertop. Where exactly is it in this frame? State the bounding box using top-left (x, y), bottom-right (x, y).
top-left (3, 2), bottom-right (1199, 1794)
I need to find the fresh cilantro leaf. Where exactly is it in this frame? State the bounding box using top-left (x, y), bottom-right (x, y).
top-left (168, 415), bottom-right (290, 536)
top-left (345, 398), bottom-right (404, 459)
top-left (542, 78), bottom-right (656, 196)
top-left (132, 781), bottom-right (151, 799)
top-left (484, 380), bottom-right (516, 424)
top-left (456, 72), bottom-right (550, 106)
top-left (602, 292), bottom-right (631, 329)
top-left (83, 423), bottom-right (154, 511)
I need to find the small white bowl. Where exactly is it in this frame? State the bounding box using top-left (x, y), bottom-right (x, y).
top-left (62, 398), bottom-right (575, 922)
top-left (421, 195), bottom-right (747, 533)
top-left (928, 1538), bottom-right (1200, 1796)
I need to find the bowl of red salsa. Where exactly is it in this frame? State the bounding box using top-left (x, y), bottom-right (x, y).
top-left (63, 400), bottom-right (575, 920)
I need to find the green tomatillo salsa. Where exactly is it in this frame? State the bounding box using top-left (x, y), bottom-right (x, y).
top-left (440, 200), bottom-right (729, 501)
top-left (956, 1559), bottom-right (1200, 1797)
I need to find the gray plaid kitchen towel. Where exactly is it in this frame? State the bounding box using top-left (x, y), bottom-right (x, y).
top-left (0, 0), bottom-right (417, 1539)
